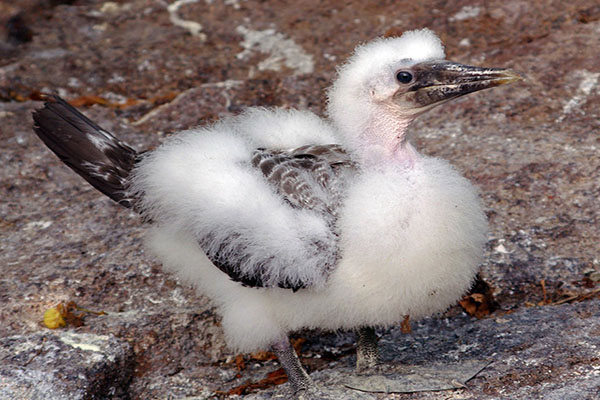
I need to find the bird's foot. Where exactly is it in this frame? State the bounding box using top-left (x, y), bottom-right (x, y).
top-left (355, 326), bottom-right (379, 373)
top-left (271, 337), bottom-right (372, 399)
top-left (272, 337), bottom-right (311, 392)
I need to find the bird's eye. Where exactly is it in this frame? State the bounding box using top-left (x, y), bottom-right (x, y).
top-left (396, 71), bottom-right (413, 84)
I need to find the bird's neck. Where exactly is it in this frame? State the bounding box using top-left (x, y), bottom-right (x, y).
top-left (358, 111), bottom-right (419, 167)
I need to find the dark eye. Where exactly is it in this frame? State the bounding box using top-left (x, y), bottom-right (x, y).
top-left (396, 71), bottom-right (413, 84)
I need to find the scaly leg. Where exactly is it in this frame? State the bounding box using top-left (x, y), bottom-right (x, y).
top-left (356, 326), bottom-right (379, 373)
top-left (272, 337), bottom-right (312, 392)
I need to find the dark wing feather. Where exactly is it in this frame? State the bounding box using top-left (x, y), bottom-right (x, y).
top-left (209, 144), bottom-right (356, 291)
top-left (32, 95), bottom-right (138, 208)
top-left (252, 144), bottom-right (354, 219)
top-left (212, 257), bottom-right (304, 291)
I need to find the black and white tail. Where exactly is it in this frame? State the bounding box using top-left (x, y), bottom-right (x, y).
top-left (32, 95), bottom-right (138, 208)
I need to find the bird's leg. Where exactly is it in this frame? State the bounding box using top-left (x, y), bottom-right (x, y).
top-left (272, 337), bottom-right (312, 392)
top-left (356, 326), bottom-right (379, 373)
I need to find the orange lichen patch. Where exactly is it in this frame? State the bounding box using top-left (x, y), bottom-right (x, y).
top-left (460, 293), bottom-right (494, 319)
top-left (222, 337), bottom-right (306, 395)
top-left (460, 274), bottom-right (498, 319)
top-left (42, 301), bottom-right (106, 329)
top-left (68, 93), bottom-right (181, 109)
top-left (291, 337), bottom-right (306, 354)
top-left (223, 368), bottom-right (288, 396)
top-left (249, 350), bottom-right (277, 361)
top-left (69, 95), bottom-right (111, 107)
top-left (548, 288), bottom-right (600, 306)
top-left (540, 279), bottom-right (549, 304)
top-left (17, 90), bottom-right (181, 112)
top-left (43, 307), bottom-right (66, 329)
top-left (148, 92), bottom-right (179, 106)
top-left (234, 354), bottom-right (246, 371)
top-left (401, 315), bottom-right (412, 334)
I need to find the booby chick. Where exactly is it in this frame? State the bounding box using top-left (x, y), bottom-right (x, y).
top-left (32, 29), bottom-right (519, 394)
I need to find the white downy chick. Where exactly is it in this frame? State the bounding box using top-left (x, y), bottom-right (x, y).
top-left (32, 28), bottom-right (519, 393)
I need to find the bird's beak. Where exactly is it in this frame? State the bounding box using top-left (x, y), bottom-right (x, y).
top-left (395, 60), bottom-right (521, 114)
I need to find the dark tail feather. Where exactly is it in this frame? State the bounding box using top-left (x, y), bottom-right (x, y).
top-left (32, 94), bottom-right (137, 208)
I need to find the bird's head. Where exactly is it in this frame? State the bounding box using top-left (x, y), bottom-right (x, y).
top-left (327, 29), bottom-right (520, 165)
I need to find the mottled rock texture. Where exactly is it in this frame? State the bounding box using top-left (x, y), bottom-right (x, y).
top-left (0, 331), bottom-right (134, 399)
top-left (1, 0), bottom-right (599, 399)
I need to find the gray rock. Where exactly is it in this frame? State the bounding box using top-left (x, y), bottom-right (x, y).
top-left (0, 331), bottom-right (134, 400)
top-left (247, 300), bottom-right (600, 399)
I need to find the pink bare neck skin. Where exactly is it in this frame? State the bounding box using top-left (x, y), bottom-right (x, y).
top-left (358, 108), bottom-right (419, 168)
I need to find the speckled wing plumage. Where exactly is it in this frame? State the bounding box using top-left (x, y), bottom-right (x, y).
top-left (210, 144), bottom-right (356, 290)
top-left (252, 144), bottom-right (353, 220)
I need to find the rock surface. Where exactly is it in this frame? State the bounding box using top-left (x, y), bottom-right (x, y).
top-left (1, 0), bottom-right (599, 399)
top-left (0, 331), bottom-right (134, 399)
top-left (247, 300), bottom-right (600, 399)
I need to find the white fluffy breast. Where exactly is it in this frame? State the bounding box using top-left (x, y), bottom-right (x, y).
top-left (326, 156), bottom-right (488, 326)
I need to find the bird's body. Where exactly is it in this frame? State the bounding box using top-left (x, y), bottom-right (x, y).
top-left (134, 107), bottom-right (486, 352)
top-left (32, 28), bottom-right (518, 392)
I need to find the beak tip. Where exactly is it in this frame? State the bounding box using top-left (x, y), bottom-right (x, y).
top-left (497, 70), bottom-right (523, 85)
